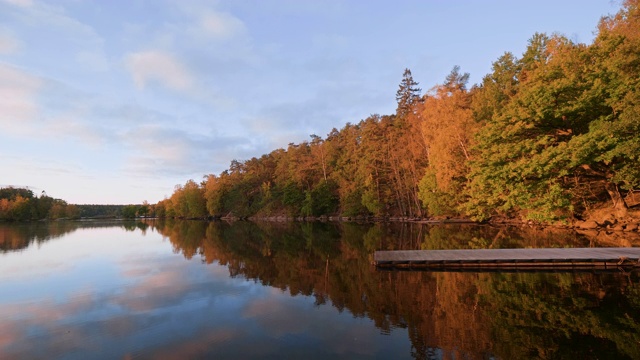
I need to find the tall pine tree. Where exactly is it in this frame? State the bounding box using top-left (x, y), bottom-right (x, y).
top-left (395, 68), bottom-right (421, 118)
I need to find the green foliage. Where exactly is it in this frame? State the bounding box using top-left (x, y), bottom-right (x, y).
top-left (340, 188), bottom-right (368, 217)
top-left (137, 203), bottom-right (150, 217)
top-left (525, 183), bottom-right (573, 222)
top-left (417, 170), bottom-right (448, 216)
top-left (75, 204), bottom-right (125, 218)
top-left (302, 180), bottom-right (339, 217)
top-left (282, 181), bottom-right (305, 215)
top-left (0, 187), bottom-right (34, 201)
top-left (156, 0), bottom-right (640, 223)
top-left (361, 187), bottom-right (381, 215)
top-left (465, 6), bottom-right (640, 220)
top-left (121, 205), bottom-right (138, 219)
top-left (301, 191), bottom-right (314, 217)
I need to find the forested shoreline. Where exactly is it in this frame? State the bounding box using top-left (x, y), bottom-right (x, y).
top-left (156, 1), bottom-right (640, 226)
top-left (5, 2), bottom-right (638, 226)
top-left (0, 187), bottom-right (149, 221)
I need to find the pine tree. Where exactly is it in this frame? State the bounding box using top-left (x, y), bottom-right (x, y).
top-left (395, 68), bottom-right (421, 118)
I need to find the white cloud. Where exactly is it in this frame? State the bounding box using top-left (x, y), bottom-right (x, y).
top-left (116, 121), bottom-right (255, 178)
top-left (119, 124), bottom-right (194, 176)
top-left (179, 5), bottom-right (258, 66)
top-left (125, 50), bottom-right (194, 92)
top-left (198, 10), bottom-right (246, 40)
top-left (0, 31), bottom-right (21, 54)
top-left (128, 127), bottom-right (188, 162)
top-left (46, 111), bottom-right (104, 146)
top-left (0, 63), bottom-right (41, 129)
top-left (175, 3), bottom-right (247, 42)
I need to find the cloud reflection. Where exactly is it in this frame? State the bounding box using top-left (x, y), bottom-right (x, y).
top-left (0, 226), bottom-right (409, 360)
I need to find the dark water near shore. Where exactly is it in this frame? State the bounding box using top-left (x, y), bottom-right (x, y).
top-left (1, 220), bottom-right (639, 359)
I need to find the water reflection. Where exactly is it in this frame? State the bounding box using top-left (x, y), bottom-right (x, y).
top-left (0, 220), bottom-right (149, 252)
top-left (0, 220), bottom-right (639, 359)
top-left (154, 220), bottom-right (640, 359)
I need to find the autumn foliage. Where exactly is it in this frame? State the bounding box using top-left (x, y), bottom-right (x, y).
top-left (160, 1), bottom-right (640, 223)
top-left (0, 187), bottom-right (79, 221)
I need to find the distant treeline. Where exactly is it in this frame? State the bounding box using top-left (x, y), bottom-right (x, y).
top-left (75, 204), bottom-right (149, 219)
top-left (0, 187), bottom-right (151, 221)
top-left (0, 187), bottom-right (79, 221)
top-left (156, 1), bottom-right (637, 222)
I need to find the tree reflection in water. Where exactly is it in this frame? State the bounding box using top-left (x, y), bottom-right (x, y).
top-left (152, 220), bottom-right (640, 360)
top-left (0, 220), bottom-right (149, 252)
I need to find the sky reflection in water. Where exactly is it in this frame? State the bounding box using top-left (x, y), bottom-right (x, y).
top-left (1, 220), bottom-right (640, 359)
top-left (0, 222), bottom-right (409, 359)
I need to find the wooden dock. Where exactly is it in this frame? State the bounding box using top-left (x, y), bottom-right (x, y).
top-left (374, 247), bottom-right (640, 271)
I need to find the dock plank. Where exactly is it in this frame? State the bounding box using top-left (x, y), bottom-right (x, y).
top-left (374, 247), bottom-right (640, 270)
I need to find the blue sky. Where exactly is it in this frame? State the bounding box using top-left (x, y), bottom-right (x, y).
top-left (0, 0), bottom-right (618, 204)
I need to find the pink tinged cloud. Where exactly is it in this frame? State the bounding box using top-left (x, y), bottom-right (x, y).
top-left (0, 64), bottom-right (41, 129)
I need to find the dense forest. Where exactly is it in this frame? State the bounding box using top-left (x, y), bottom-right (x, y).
top-left (156, 1), bottom-right (639, 224)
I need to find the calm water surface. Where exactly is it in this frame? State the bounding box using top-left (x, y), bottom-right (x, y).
top-left (1, 220), bottom-right (639, 359)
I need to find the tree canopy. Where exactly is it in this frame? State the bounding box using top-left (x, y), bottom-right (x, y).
top-left (158, 0), bottom-right (640, 224)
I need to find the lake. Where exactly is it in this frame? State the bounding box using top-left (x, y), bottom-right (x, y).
top-left (1, 220), bottom-right (639, 359)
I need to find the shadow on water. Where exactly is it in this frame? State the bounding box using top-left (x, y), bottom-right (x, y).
top-left (148, 219), bottom-right (640, 360)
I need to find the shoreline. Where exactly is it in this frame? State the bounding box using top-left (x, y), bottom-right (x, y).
top-left (4, 213), bottom-right (639, 235)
